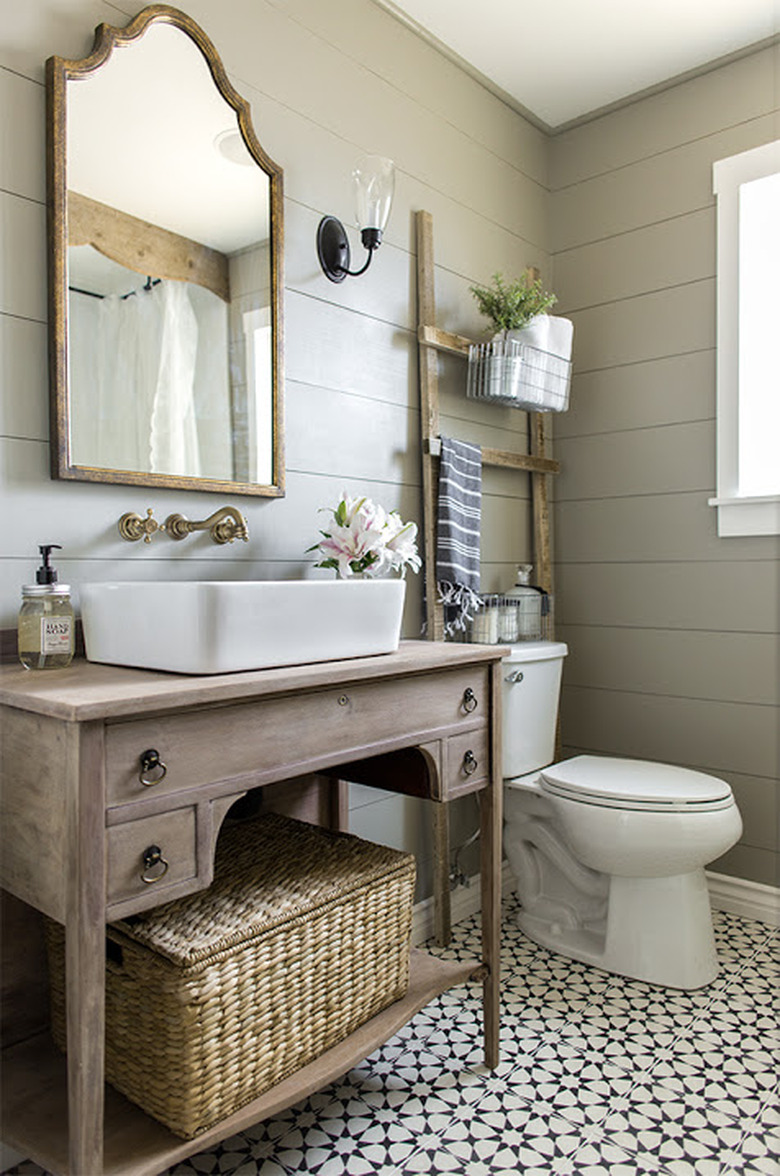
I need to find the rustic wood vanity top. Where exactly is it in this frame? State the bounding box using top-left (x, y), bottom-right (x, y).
top-left (0, 639), bottom-right (505, 1176)
top-left (0, 638), bottom-right (503, 720)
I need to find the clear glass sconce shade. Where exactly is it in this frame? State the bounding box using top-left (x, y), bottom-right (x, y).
top-left (352, 155), bottom-right (395, 232)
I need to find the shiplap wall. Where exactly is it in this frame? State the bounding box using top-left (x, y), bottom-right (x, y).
top-left (550, 45), bottom-right (780, 888)
top-left (0, 0), bottom-right (549, 898)
top-left (3, 0), bottom-right (776, 893)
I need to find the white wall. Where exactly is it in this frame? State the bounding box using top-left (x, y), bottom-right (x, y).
top-left (0, 0), bottom-right (549, 898)
top-left (550, 45), bottom-right (780, 888)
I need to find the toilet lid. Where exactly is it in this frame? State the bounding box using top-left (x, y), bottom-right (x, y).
top-left (502, 640), bottom-right (569, 665)
top-left (540, 756), bottom-right (734, 810)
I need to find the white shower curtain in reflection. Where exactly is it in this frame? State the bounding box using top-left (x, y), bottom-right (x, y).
top-left (149, 281), bottom-right (200, 476)
top-left (69, 280), bottom-right (201, 477)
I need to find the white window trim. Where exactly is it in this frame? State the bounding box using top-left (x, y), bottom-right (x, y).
top-left (710, 139), bottom-right (780, 537)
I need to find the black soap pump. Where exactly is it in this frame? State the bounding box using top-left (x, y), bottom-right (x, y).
top-left (18, 545), bottom-right (75, 670)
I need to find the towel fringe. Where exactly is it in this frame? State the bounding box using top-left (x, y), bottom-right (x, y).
top-left (436, 580), bottom-right (483, 636)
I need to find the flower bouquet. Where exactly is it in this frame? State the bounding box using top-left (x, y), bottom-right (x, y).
top-left (309, 492), bottom-right (421, 580)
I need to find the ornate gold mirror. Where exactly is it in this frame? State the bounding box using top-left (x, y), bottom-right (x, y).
top-left (46, 4), bottom-right (284, 496)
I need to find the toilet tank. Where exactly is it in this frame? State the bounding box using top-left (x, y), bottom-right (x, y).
top-left (502, 641), bottom-right (568, 778)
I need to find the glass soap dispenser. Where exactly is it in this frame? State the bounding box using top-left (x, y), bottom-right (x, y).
top-left (18, 545), bottom-right (75, 670)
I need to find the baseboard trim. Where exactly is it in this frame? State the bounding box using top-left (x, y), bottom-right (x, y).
top-left (411, 864), bottom-right (515, 945)
top-left (707, 870), bottom-right (780, 927)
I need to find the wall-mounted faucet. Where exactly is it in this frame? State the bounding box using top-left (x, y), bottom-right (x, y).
top-left (165, 506), bottom-right (249, 545)
top-left (118, 506), bottom-right (249, 545)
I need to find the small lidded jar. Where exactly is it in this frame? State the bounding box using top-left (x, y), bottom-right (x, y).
top-left (504, 564), bottom-right (543, 641)
top-left (470, 594), bottom-right (500, 644)
top-left (18, 545), bottom-right (75, 670)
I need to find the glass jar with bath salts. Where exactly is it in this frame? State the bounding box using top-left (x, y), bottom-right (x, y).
top-left (18, 584), bottom-right (75, 671)
top-left (470, 595), bottom-right (500, 644)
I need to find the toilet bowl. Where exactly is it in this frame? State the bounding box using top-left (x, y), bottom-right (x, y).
top-left (501, 643), bottom-right (743, 989)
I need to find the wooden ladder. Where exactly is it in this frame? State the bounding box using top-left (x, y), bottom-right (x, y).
top-left (415, 209), bottom-right (561, 943)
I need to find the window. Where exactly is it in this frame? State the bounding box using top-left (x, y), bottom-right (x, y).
top-left (710, 140), bottom-right (780, 537)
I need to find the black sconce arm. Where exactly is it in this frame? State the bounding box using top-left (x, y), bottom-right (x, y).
top-left (317, 218), bottom-right (383, 283)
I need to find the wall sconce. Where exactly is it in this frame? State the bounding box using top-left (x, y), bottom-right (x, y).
top-left (317, 155), bottom-right (395, 283)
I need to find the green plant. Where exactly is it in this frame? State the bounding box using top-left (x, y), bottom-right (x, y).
top-left (469, 271), bottom-right (557, 333)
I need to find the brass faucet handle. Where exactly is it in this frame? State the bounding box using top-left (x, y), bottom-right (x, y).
top-left (212, 517), bottom-right (249, 544)
top-left (118, 508), bottom-right (160, 543)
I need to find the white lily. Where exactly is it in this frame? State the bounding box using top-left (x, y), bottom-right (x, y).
top-left (309, 492), bottom-right (421, 579)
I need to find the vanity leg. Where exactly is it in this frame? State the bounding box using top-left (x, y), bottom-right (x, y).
top-left (65, 915), bottom-right (105, 1174)
top-left (479, 780), bottom-right (502, 1069)
top-left (480, 660), bottom-right (503, 1069)
top-left (327, 778), bottom-right (349, 832)
top-left (432, 805), bottom-right (451, 947)
top-left (66, 722), bottom-right (106, 1175)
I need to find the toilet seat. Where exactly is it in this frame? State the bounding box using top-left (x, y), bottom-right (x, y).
top-left (541, 756), bottom-right (735, 813)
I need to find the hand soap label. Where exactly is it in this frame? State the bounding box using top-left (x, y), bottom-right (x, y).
top-left (41, 616), bottom-right (72, 654)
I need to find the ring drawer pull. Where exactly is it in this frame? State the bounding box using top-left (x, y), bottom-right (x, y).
top-left (462, 687), bottom-right (478, 713)
top-left (141, 845), bottom-right (169, 884)
top-left (139, 749), bottom-right (167, 787)
top-left (462, 749), bottom-right (478, 776)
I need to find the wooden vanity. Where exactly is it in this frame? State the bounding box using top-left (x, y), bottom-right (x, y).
top-left (0, 640), bottom-right (504, 1176)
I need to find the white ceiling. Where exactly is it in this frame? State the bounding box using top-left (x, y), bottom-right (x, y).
top-left (68, 21), bottom-right (269, 254)
top-left (376, 0), bottom-right (780, 129)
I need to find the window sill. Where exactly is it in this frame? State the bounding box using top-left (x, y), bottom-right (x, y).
top-left (708, 494), bottom-right (780, 537)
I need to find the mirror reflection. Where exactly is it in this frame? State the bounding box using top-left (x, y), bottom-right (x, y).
top-left (49, 7), bottom-right (284, 495)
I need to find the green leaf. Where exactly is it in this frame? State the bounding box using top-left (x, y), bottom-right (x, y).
top-left (469, 271), bottom-right (557, 332)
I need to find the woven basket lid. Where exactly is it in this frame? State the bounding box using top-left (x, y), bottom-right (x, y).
top-left (114, 812), bottom-right (414, 967)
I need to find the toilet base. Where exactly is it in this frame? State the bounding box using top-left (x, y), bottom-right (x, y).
top-left (516, 868), bottom-right (719, 990)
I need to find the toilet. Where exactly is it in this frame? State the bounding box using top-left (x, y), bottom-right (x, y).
top-left (502, 641), bottom-right (742, 989)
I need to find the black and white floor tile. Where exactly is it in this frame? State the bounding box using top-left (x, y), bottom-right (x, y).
top-left (7, 900), bottom-right (778, 1176)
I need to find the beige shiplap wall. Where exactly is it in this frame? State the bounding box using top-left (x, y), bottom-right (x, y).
top-left (0, 0), bottom-right (549, 897)
top-left (3, 0), bottom-right (777, 895)
top-left (549, 45), bottom-right (780, 887)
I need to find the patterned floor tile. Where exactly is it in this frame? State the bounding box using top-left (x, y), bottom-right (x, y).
top-left (721, 958), bottom-right (780, 1009)
top-left (601, 1101), bottom-right (746, 1173)
top-left (269, 1106), bottom-right (423, 1174)
top-left (336, 1043), bottom-right (487, 1117)
top-left (732, 1089), bottom-right (780, 1173)
top-left (4, 907), bottom-right (777, 1176)
top-left (429, 1098), bottom-right (584, 1172)
top-left (569, 1134), bottom-right (668, 1175)
top-left (553, 1017), bottom-right (680, 1079)
top-left (517, 1055), bottom-right (635, 1127)
top-left (650, 1018), bottom-right (779, 1103)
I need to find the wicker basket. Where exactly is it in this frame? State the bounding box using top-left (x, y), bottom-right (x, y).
top-left (46, 812), bottom-right (416, 1139)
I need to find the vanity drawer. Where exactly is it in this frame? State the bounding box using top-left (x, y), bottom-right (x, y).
top-left (442, 728), bottom-right (490, 799)
top-left (107, 808), bottom-right (198, 908)
top-left (104, 667), bottom-right (489, 804)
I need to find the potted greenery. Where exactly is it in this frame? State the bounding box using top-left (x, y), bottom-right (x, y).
top-left (468, 272), bottom-right (572, 411)
top-left (469, 271), bottom-right (557, 334)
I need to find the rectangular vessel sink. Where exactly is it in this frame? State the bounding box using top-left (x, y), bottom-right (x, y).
top-left (80, 579), bottom-right (406, 674)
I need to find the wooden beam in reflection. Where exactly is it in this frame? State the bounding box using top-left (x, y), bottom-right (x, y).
top-left (68, 190), bottom-right (230, 302)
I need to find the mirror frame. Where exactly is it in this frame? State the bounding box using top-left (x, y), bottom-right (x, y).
top-left (46, 4), bottom-right (285, 497)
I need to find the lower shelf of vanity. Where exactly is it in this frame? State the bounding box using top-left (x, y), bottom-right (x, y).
top-left (2, 950), bottom-right (481, 1176)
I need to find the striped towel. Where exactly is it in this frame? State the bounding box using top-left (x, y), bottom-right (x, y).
top-left (436, 436), bottom-right (483, 635)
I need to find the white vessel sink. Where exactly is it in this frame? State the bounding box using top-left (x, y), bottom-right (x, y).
top-left (80, 579), bottom-right (406, 674)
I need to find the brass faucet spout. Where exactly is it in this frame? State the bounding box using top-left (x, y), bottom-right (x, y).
top-left (164, 507), bottom-right (249, 545)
